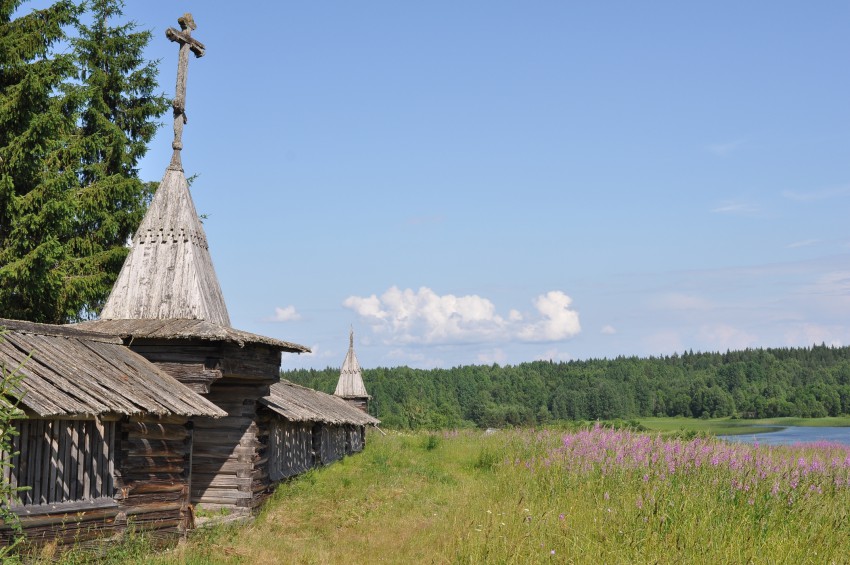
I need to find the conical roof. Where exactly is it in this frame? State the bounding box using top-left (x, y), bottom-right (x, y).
top-left (334, 328), bottom-right (370, 398)
top-left (99, 167), bottom-right (231, 325)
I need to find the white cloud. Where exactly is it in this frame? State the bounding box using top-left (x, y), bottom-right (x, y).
top-left (601, 325), bottom-right (617, 335)
top-left (517, 291), bottom-right (581, 342)
top-left (270, 305), bottom-right (301, 322)
top-left (343, 286), bottom-right (581, 345)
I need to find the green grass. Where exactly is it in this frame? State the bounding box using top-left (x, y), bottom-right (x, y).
top-left (21, 426), bottom-right (850, 564)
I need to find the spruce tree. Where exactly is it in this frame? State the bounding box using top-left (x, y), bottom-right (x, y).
top-left (0, 0), bottom-right (81, 323)
top-left (0, 0), bottom-right (168, 323)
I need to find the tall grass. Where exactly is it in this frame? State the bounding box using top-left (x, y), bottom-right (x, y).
top-left (448, 425), bottom-right (850, 563)
top-left (31, 427), bottom-right (850, 563)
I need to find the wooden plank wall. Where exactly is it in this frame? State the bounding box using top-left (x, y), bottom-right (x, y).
top-left (0, 419), bottom-right (118, 546)
top-left (0, 415), bottom-right (193, 548)
top-left (318, 425), bottom-right (347, 465)
top-left (346, 425), bottom-right (365, 454)
top-left (267, 419), bottom-right (313, 481)
top-left (4, 419), bottom-right (115, 506)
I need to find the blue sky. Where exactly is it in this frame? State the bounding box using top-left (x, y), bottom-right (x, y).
top-left (22, 1), bottom-right (850, 369)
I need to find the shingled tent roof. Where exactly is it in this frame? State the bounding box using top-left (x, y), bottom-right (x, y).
top-left (0, 318), bottom-right (225, 418)
top-left (99, 167), bottom-right (230, 325)
top-left (262, 380), bottom-right (379, 426)
top-left (333, 329), bottom-right (370, 399)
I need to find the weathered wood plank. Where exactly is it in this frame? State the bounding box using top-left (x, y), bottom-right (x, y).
top-left (82, 421), bottom-right (91, 500)
top-left (61, 423), bottom-right (72, 500)
top-left (124, 421), bottom-right (189, 441)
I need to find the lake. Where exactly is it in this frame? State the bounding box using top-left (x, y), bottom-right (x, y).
top-left (720, 426), bottom-right (850, 446)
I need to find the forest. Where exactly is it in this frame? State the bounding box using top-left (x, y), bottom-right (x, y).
top-left (284, 344), bottom-right (850, 429)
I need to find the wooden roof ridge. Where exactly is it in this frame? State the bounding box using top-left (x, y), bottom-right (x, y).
top-left (99, 167), bottom-right (231, 326)
top-left (334, 328), bottom-right (370, 399)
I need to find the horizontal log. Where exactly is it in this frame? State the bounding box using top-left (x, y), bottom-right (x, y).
top-left (122, 479), bottom-right (186, 495)
top-left (192, 488), bottom-right (251, 501)
top-left (128, 415), bottom-right (191, 426)
top-left (191, 475), bottom-right (252, 489)
top-left (122, 464), bottom-right (185, 475)
top-left (124, 421), bottom-right (189, 441)
top-left (123, 438), bottom-right (189, 457)
top-left (123, 491), bottom-right (184, 505)
top-left (130, 342), bottom-right (221, 357)
top-left (191, 416), bottom-right (256, 429)
top-left (120, 472), bottom-right (184, 483)
top-left (124, 502), bottom-right (182, 516)
top-left (191, 459), bottom-right (250, 473)
top-left (192, 445), bottom-right (256, 458)
top-left (191, 429), bottom-right (257, 444)
top-left (121, 454), bottom-right (187, 465)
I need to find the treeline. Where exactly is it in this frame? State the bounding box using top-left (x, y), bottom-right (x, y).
top-left (283, 345), bottom-right (850, 429)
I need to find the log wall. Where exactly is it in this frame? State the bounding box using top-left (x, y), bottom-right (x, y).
top-left (189, 382), bottom-right (270, 514)
top-left (115, 416), bottom-right (193, 536)
top-left (126, 340), bottom-right (283, 516)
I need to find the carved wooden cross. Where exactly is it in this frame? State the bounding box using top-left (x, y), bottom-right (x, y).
top-left (166, 13), bottom-right (206, 170)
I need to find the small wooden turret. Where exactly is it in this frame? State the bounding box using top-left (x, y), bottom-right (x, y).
top-left (334, 328), bottom-right (371, 413)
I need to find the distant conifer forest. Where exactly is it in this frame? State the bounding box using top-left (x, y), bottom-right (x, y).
top-left (283, 345), bottom-right (850, 429)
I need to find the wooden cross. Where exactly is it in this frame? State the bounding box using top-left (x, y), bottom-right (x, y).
top-left (166, 13), bottom-right (206, 171)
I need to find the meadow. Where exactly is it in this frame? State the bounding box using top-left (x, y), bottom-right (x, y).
top-left (23, 425), bottom-right (850, 564)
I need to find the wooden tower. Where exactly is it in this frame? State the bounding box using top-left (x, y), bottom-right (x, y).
top-left (333, 328), bottom-right (371, 413)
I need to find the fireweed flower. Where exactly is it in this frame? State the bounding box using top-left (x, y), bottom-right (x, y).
top-left (518, 423), bottom-right (850, 502)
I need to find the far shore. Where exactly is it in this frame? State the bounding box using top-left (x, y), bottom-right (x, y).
top-left (637, 416), bottom-right (850, 437)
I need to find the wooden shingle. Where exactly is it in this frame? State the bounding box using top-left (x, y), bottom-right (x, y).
top-left (0, 319), bottom-right (225, 418)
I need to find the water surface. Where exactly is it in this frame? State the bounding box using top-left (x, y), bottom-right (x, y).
top-left (720, 426), bottom-right (850, 446)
